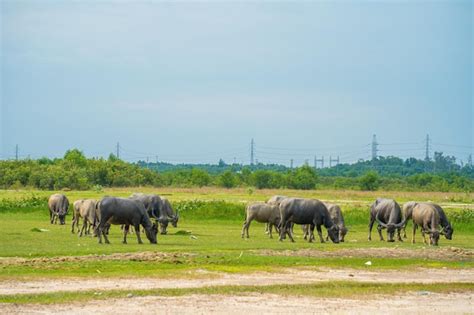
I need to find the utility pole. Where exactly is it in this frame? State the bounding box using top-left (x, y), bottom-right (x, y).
top-left (329, 155), bottom-right (339, 167)
top-left (15, 144), bottom-right (18, 161)
top-left (468, 154), bottom-right (472, 167)
top-left (371, 134), bottom-right (378, 160)
top-left (314, 156), bottom-right (324, 169)
top-left (116, 142), bottom-right (120, 159)
top-left (290, 159), bottom-right (294, 169)
top-left (425, 134), bottom-right (430, 161)
top-left (250, 138), bottom-right (255, 165)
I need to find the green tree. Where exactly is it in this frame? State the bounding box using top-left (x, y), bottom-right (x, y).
top-left (190, 169), bottom-right (211, 187)
top-left (218, 170), bottom-right (236, 188)
top-left (359, 171), bottom-right (380, 191)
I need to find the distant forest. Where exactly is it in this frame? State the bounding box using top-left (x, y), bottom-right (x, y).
top-left (0, 149), bottom-right (472, 192)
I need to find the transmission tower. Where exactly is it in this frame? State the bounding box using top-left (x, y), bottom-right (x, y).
top-left (290, 159), bottom-right (294, 169)
top-left (250, 138), bottom-right (255, 165)
top-left (15, 144), bottom-right (18, 161)
top-left (314, 156), bottom-right (324, 169)
top-left (425, 134), bottom-right (430, 161)
top-left (329, 156), bottom-right (340, 167)
top-left (116, 142), bottom-right (120, 159)
top-left (371, 134), bottom-right (378, 160)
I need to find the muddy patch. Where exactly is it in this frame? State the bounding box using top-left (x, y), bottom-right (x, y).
top-left (255, 246), bottom-right (474, 261)
top-left (0, 252), bottom-right (196, 266)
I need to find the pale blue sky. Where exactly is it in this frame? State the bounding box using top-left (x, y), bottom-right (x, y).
top-left (1, 1), bottom-right (472, 165)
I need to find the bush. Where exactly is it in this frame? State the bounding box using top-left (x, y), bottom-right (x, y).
top-left (359, 171), bottom-right (380, 191)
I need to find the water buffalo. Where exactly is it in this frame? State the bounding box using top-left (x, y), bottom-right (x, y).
top-left (410, 203), bottom-right (442, 246)
top-left (279, 198), bottom-right (339, 243)
top-left (267, 195), bottom-right (288, 205)
top-left (302, 203), bottom-right (348, 242)
top-left (265, 195), bottom-right (288, 234)
top-left (368, 198), bottom-right (405, 242)
top-left (158, 198), bottom-right (179, 235)
top-left (48, 194), bottom-right (69, 225)
top-left (129, 193), bottom-right (162, 219)
top-left (325, 203), bottom-right (348, 242)
top-left (241, 202), bottom-right (280, 238)
top-left (403, 201), bottom-right (453, 240)
top-left (72, 199), bottom-right (98, 236)
top-left (96, 197), bottom-right (158, 244)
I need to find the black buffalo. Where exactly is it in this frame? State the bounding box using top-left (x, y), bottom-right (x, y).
top-left (279, 198), bottom-right (339, 243)
top-left (96, 197), bottom-right (157, 244)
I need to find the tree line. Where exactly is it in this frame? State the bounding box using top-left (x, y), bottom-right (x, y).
top-left (0, 149), bottom-right (472, 192)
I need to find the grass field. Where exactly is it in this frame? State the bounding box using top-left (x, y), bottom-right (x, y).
top-left (0, 187), bottom-right (473, 307)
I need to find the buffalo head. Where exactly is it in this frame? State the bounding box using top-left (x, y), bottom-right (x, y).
top-left (327, 224), bottom-right (340, 244)
top-left (145, 223), bottom-right (158, 244)
top-left (376, 212), bottom-right (406, 242)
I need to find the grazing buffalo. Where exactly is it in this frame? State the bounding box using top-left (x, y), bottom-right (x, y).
top-left (129, 193), bottom-right (162, 219)
top-left (325, 203), bottom-right (348, 242)
top-left (410, 203), bottom-right (442, 246)
top-left (96, 197), bottom-right (158, 244)
top-left (72, 199), bottom-right (98, 236)
top-left (129, 194), bottom-right (178, 234)
top-left (265, 195), bottom-right (288, 234)
top-left (48, 194), bottom-right (69, 225)
top-left (241, 203), bottom-right (280, 239)
top-left (279, 198), bottom-right (339, 243)
top-left (368, 198), bottom-right (405, 242)
top-left (158, 198), bottom-right (179, 235)
top-left (302, 203), bottom-right (348, 242)
top-left (403, 201), bottom-right (453, 241)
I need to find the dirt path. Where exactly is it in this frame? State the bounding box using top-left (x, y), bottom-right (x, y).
top-left (1, 292), bottom-right (473, 314)
top-left (1, 267), bottom-right (473, 296)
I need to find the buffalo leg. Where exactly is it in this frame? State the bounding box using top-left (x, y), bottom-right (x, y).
top-left (71, 214), bottom-right (76, 233)
top-left (265, 222), bottom-right (269, 234)
top-left (412, 224), bottom-right (417, 244)
top-left (123, 225), bottom-right (130, 244)
top-left (421, 228), bottom-right (427, 245)
top-left (134, 224), bottom-right (143, 244)
top-left (285, 222), bottom-right (295, 242)
top-left (377, 225), bottom-right (384, 241)
top-left (397, 228), bottom-right (403, 242)
top-left (368, 218), bottom-right (375, 241)
top-left (268, 224), bottom-right (273, 239)
top-left (79, 220), bottom-right (87, 237)
top-left (316, 225), bottom-right (324, 243)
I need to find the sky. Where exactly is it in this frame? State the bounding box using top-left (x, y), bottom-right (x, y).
top-left (1, 0), bottom-right (472, 166)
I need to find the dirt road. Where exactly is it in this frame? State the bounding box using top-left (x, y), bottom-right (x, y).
top-left (0, 267), bottom-right (472, 296)
top-left (1, 292), bottom-right (473, 314)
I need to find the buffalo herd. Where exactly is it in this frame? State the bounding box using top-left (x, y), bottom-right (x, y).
top-left (48, 193), bottom-right (453, 246)
top-left (48, 193), bottom-right (179, 244)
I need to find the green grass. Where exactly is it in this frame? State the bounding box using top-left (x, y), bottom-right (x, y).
top-left (1, 282), bottom-right (472, 304)
top-left (0, 208), bottom-right (472, 280)
top-left (0, 188), bottom-right (472, 281)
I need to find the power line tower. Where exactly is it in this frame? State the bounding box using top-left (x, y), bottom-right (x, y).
top-left (371, 134), bottom-right (378, 160)
top-left (15, 144), bottom-right (18, 161)
top-left (116, 142), bottom-right (120, 159)
top-left (329, 155), bottom-right (339, 168)
top-left (314, 156), bottom-right (324, 169)
top-left (250, 138), bottom-right (255, 165)
top-left (468, 154), bottom-right (473, 167)
top-left (290, 159), bottom-right (294, 169)
top-left (425, 134), bottom-right (430, 161)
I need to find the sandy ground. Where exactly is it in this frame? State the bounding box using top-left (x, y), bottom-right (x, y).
top-left (0, 267), bottom-right (473, 296)
top-left (1, 292), bottom-right (473, 314)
